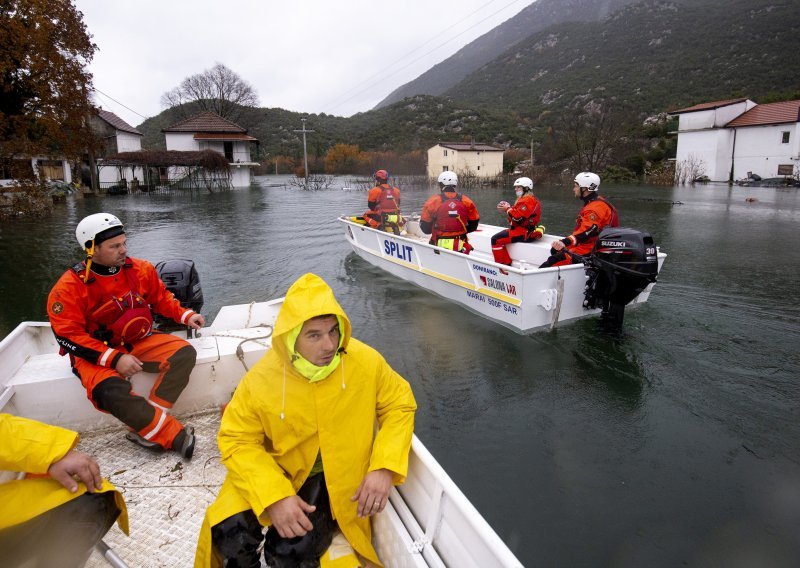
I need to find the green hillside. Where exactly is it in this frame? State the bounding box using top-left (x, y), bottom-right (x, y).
top-left (446, 0), bottom-right (800, 121)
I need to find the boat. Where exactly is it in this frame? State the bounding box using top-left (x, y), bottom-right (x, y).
top-left (1, 295), bottom-right (523, 567)
top-left (338, 215), bottom-right (667, 333)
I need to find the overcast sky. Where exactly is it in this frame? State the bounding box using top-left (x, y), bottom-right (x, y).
top-left (73, 0), bottom-right (531, 128)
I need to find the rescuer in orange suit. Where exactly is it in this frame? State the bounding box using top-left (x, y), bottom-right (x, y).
top-left (47, 213), bottom-right (205, 459)
top-left (419, 171), bottom-right (480, 254)
top-left (491, 176), bottom-right (546, 266)
top-left (539, 172), bottom-right (619, 268)
top-left (363, 169), bottom-right (402, 234)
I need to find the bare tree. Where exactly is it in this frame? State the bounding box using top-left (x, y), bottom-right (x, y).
top-left (161, 63), bottom-right (259, 121)
top-left (559, 103), bottom-right (630, 172)
top-left (674, 154), bottom-right (706, 185)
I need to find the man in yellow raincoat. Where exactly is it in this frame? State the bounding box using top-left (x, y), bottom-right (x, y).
top-left (194, 273), bottom-right (416, 568)
top-left (0, 413), bottom-right (128, 567)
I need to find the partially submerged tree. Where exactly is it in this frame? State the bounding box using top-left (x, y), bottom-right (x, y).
top-left (0, 0), bottom-right (97, 216)
top-left (161, 63), bottom-right (259, 122)
top-left (559, 103), bottom-right (632, 173)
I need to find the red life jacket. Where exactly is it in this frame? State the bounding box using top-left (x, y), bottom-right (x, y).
top-left (74, 259), bottom-right (154, 346)
top-left (597, 196), bottom-right (620, 228)
top-left (377, 185), bottom-right (400, 212)
top-left (434, 193), bottom-right (469, 234)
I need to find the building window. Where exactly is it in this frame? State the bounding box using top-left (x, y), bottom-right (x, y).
top-left (781, 131), bottom-right (790, 144)
top-left (477, 166), bottom-right (481, 171)
top-left (443, 149), bottom-right (448, 157)
top-left (777, 164), bottom-right (794, 176)
top-left (224, 141), bottom-right (234, 162)
top-left (442, 166), bottom-right (449, 172)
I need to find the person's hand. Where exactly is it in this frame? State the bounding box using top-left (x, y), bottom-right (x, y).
top-left (115, 353), bottom-right (143, 377)
top-left (48, 450), bottom-right (103, 493)
top-left (266, 495), bottom-right (316, 538)
top-left (497, 200), bottom-right (511, 212)
top-left (351, 468), bottom-right (393, 518)
top-left (186, 313), bottom-right (205, 330)
top-left (551, 240), bottom-right (565, 251)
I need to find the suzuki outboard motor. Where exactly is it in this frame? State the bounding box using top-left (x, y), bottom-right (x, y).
top-left (155, 259), bottom-right (204, 333)
top-left (583, 228), bottom-right (659, 331)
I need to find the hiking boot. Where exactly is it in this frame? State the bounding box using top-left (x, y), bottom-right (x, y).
top-left (172, 426), bottom-right (195, 460)
top-left (125, 430), bottom-right (165, 452)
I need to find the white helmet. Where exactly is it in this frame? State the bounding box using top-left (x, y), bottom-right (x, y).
top-left (574, 172), bottom-right (601, 191)
top-left (513, 177), bottom-right (534, 191)
top-left (75, 212), bottom-right (124, 249)
top-left (437, 171), bottom-right (458, 187)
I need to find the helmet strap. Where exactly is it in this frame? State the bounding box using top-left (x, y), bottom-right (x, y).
top-left (83, 240), bottom-right (96, 283)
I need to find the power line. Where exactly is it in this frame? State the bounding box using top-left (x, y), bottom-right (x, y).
top-left (91, 87), bottom-right (150, 120)
top-left (325, 0), bottom-right (526, 115)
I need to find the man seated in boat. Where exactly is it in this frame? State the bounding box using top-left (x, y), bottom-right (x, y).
top-left (539, 172), bottom-right (619, 268)
top-left (0, 413), bottom-right (128, 567)
top-left (195, 273), bottom-right (417, 568)
top-left (491, 176), bottom-right (546, 266)
top-left (47, 213), bottom-right (205, 460)
top-left (419, 171), bottom-right (481, 254)
top-left (363, 169), bottom-right (403, 234)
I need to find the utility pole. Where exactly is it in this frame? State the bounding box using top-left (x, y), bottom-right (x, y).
top-left (294, 118), bottom-right (314, 188)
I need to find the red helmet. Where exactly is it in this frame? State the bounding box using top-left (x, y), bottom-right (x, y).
top-left (374, 169), bottom-right (388, 181)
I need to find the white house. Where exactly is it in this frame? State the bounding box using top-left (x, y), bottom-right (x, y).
top-left (92, 109), bottom-right (144, 189)
top-left (163, 112), bottom-right (259, 188)
top-left (671, 98), bottom-right (800, 182)
top-left (426, 142), bottom-right (504, 179)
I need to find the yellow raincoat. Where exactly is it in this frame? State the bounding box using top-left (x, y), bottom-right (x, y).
top-left (195, 274), bottom-right (416, 567)
top-left (0, 413), bottom-right (128, 533)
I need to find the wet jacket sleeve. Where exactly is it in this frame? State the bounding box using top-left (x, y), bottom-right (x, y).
top-left (368, 356), bottom-right (417, 484)
top-left (136, 260), bottom-right (196, 324)
top-left (217, 378), bottom-right (295, 520)
top-left (464, 197), bottom-right (480, 233)
top-left (48, 272), bottom-right (124, 368)
top-left (0, 414), bottom-right (78, 473)
top-left (419, 195), bottom-right (440, 234)
top-left (366, 186), bottom-right (381, 211)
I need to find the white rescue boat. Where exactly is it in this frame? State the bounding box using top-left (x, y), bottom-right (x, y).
top-left (338, 215), bottom-right (667, 333)
top-left (1, 298), bottom-right (523, 567)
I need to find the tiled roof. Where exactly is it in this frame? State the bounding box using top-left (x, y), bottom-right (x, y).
top-left (97, 109), bottom-right (142, 135)
top-left (726, 100), bottom-right (800, 127)
top-left (163, 111), bottom-right (248, 133)
top-left (669, 98), bottom-right (750, 114)
top-left (436, 142), bottom-right (504, 152)
top-left (193, 133), bottom-right (258, 141)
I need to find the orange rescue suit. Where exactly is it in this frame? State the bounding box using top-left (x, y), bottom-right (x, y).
top-left (563, 196), bottom-right (619, 255)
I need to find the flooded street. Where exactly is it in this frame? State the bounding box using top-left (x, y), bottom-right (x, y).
top-left (1, 176), bottom-right (799, 567)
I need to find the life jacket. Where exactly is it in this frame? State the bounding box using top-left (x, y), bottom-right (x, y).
top-left (434, 193), bottom-right (469, 235)
top-left (596, 196), bottom-right (620, 228)
top-left (377, 185), bottom-right (400, 213)
top-left (511, 194), bottom-right (542, 230)
top-left (71, 259), bottom-right (154, 347)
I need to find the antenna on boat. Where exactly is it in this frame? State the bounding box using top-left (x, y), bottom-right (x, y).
top-left (293, 118), bottom-right (315, 189)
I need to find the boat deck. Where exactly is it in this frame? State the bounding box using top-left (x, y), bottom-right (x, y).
top-left (84, 409), bottom-right (224, 567)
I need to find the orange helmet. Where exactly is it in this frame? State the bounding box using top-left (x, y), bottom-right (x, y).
top-left (374, 169), bottom-right (388, 181)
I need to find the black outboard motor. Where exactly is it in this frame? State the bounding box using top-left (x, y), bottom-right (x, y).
top-left (583, 228), bottom-right (659, 331)
top-left (154, 259), bottom-right (204, 333)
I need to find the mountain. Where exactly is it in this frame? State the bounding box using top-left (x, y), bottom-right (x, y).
top-left (442, 0), bottom-right (800, 121)
top-left (375, 0), bottom-right (639, 109)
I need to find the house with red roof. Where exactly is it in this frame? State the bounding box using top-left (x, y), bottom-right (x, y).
top-left (426, 142), bottom-right (504, 179)
top-left (163, 111), bottom-right (259, 188)
top-left (90, 109), bottom-right (144, 190)
top-left (670, 98), bottom-right (800, 182)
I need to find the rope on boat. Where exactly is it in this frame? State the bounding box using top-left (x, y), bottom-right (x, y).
top-left (550, 268), bottom-right (565, 330)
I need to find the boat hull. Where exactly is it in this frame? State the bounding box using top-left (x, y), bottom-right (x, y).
top-left (339, 216), bottom-right (666, 333)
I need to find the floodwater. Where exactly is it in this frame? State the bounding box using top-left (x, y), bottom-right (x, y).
top-left (1, 176), bottom-right (799, 567)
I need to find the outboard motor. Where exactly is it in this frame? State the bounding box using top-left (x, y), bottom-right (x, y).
top-left (154, 259), bottom-right (204, 333)
top-left (583, 228), bottom-right (659, 331)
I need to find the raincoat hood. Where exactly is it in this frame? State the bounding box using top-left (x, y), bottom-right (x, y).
top-left (272, 273), bottom-right (351, 365)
